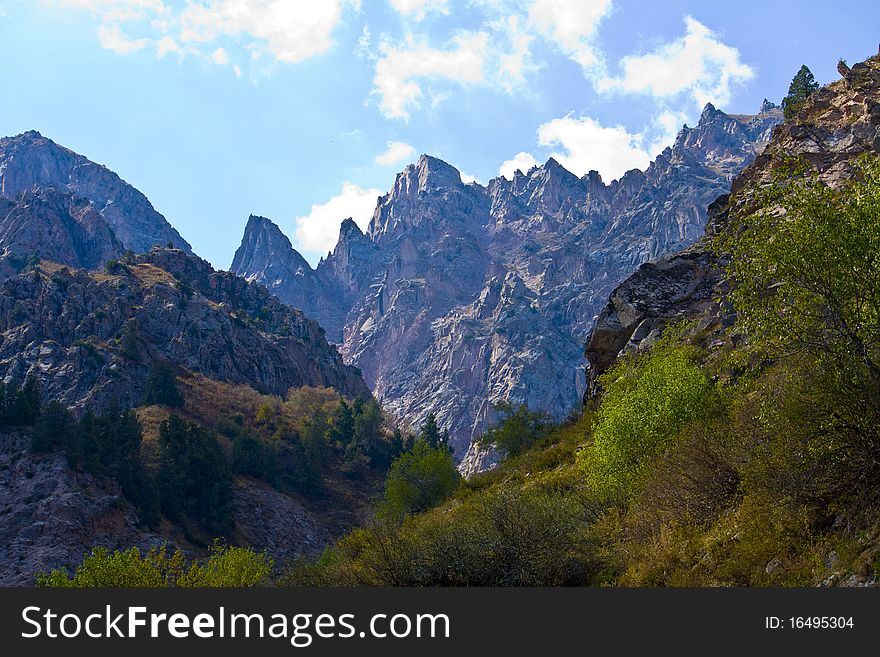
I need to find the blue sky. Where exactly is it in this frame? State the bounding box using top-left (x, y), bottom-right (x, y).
top-left (1, 0), bottom-right (878, 268)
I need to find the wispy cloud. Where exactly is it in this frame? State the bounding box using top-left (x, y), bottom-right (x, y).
top-left (54, 0), bottom-right (358, 73)
top-left (388, 0), bottom-right (449, 22)
top-left (375, 140), bottom-right (416, 166)
top-left (373, 32), bottom-right (489, 120)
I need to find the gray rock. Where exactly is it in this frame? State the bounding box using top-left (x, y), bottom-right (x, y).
top-left (233, 103), bottom-right (782, 460)
top-left (0, 130), bottom-right (191, 256)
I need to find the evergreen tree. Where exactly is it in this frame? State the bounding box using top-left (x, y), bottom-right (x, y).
top-left (120, 319), bottom-right (140, 361)
top-left (782, 65), bottom-right (820, 120)
top-left (418, 412), bottom-right (450, 452)
top-left (329, 399), bottom-right (355, 447)
top-left (143, 363), bottom-right (184, 407)
top-left (158, 414), bottom-right (232, 533)
top-left (9, 376), bottom-right (41, 425)
top-left (31, 401), bottom-right (73, 453)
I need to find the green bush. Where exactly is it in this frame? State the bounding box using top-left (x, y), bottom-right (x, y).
top-left (380, 440), bottom-right (460, 520)
top-left (479, 402), bottom-right (552, 458)
top-left (578, 335), bottom-right (716, 503)
top-left (38, 544), bottom-right (272, 587)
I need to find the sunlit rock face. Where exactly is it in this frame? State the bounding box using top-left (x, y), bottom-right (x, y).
top-left (233, 104), bottom-right (782, 461)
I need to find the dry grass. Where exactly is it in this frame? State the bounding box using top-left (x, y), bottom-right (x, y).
top-left (37, 260), bottom-right (71, 275)
top-left (129, 263), bottom-right (176, 287)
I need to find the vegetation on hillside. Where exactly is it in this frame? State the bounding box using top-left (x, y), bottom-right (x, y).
top-left (27, 154), bottom-right (880, 587)
top-left (277, 156), bottom-right (880, 587)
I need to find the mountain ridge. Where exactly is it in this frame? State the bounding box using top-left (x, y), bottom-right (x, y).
top-left (232, 101), bottom-right (783, 461)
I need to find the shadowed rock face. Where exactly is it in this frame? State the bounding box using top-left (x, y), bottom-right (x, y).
top-left (233, 105), bottom-right (782, 460)
top-left (0, 248), bottom-right (369, 414)
top-left (0, 130), bottom-right (191, 259)
top-left (0, 186), bottom-right (125, 278)
top-left (584, 55), bottom-right (880, 394)
top-left (0, 432), bottom-right (330, 585)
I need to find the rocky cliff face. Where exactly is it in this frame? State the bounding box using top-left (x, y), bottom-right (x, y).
top-left (0, 131), bottom-right (191, 268)
top-left (0, 431), bottom-right (332, 585)
top-left (0, 186), bottom-right (124, 278)
top-left (584, 56), bottom-right (880, 391)
top-left (0, 248), bottom-right (368, 414)
top-left (233, 104), bottom-right (782, 459)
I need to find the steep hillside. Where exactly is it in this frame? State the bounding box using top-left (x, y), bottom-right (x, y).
top-left (233, 103), bottom-right (782, 458)
top-left (0, 248), bottom-right (368, 413)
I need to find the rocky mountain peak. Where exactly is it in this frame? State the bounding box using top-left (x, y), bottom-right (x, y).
top-left (760, 98), bottom-right (780, 113)
top-left (415, 154), bottom-right (463, 192)
top-left (231, 214), bottom-right (310, 279)
top-left (0, 131), bottom-right (191, 256)
top-left (236, 103), bottom-right (782, 460)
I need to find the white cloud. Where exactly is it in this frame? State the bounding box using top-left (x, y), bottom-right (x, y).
top-left (375, 140), bottom-right (416, 166)
top-left (96, 22), bottom-right (150, 53)
top-left (294, 182), bottom-right (382, 253)
top-left (155, 35), bottom-right (182, 57)
top-left (597, 16), bottom-right (754, 108)
top-left (56, 0), bottom-right (355, 67)
top-left (389, 0), bottom-right (449, 21)
top-left (373, 32), bottom-right (488, 119)
top-left (495, 14), bottom-right (535, 92)
top-left (459, 171), bottom-right (480, 184)
top-left (537, 115), bottom-right (653, 181)
top-left (212, 46), bottom-right (228, 65)
top-left (498, 151), bottom-right (539, 179)
top-left (179, 1), bottom-right (345, 64)
top-left (526, 0), bottom-right (612, 70)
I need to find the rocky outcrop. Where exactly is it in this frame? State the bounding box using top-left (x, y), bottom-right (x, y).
top-left (584, 55), bottom-right (880, 391)
top-left (0, 432), bottom-right (162, 585)
top-left (0, 186), bottom-right (124, 278)
top-left (0, 432), bottom-right (335, 584)
top-left (0, 130), bottom-right (191, 258)
top-left (0, 248), bottom-right (369, 414)
top-left (233, 104), bottom-right (782, 458)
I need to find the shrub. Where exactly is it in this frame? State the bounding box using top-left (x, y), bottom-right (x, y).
top-left (578, 335), bottom-right (716, 503)
top-left (380, 440), bottom-right (460, 520)
top-left (479, 402), bottom-right (552, 459)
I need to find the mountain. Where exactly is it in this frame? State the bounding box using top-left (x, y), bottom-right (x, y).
top-left (0, 247), bottom-right (368, 413)
top-left (586, 57), bottom-right (880, 388)
top-left (233, 103), bottom-right (782, 459)
top-left (0, 186), bottom-right (124, 279)
top-left (0, 130), bottom-right (191, 276)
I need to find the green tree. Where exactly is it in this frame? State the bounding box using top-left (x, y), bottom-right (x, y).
top-left (721, 157), bottom-right (880, 380)
top-left (9, 376), bottom-right (41, 425)
top-left (120, 319), bottom-right (140, 361)
top-left (578, 335), bottom-right (716, 502)
top-left (380, 440), bottom-right (460, 520)
top-left (479, 402), bottom-right (552, 459)
top-left (158, 415), bottom-right (232, 533)
top-left (782, 65), bottom-right (820, 120)
top-left (143, 363), bottom-right (184, 407)
top-left (30, 401), bottom-right (73, 453)
top-left (418, 412), bottom-right (450, 452)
